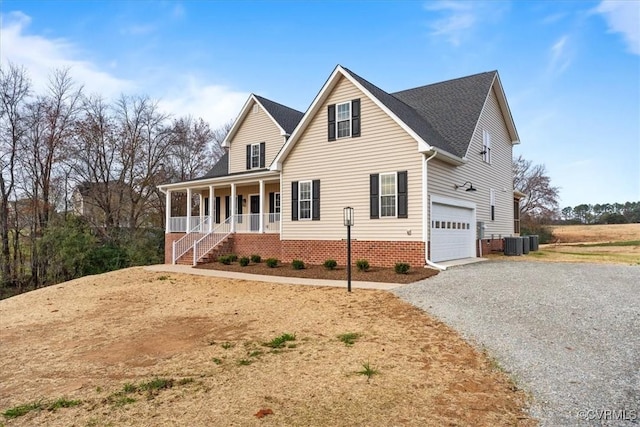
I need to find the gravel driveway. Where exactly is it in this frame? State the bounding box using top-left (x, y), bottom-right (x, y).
top-left (393, 261), bottom-right (640, 426)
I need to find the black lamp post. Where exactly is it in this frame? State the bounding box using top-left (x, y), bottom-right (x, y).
top-left (343, 207), bottom-right (354, 292)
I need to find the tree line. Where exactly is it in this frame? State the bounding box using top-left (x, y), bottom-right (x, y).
top-left (0, 63), bottom-right (228, 295)
top-left (560, 202), bottom-right (640, 225)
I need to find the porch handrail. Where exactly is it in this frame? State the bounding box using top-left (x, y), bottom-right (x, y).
top-left (171, 217), bottom-right (211, 264)
top-left (192, 218), bottom-right (233, 266)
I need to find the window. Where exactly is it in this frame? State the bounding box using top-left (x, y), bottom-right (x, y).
top-left (482, 129), bottom-right (492, 164)
top-left (337, 102), bottom-right (351, 138)
top-left (275, 193), bottom-right (281, 215)
top-left (490, 189), bottom-right (496, 221)
top-left (370, 171), bottom-right (407, 219)
top-left (380, 173), bottom-right (396, 217)
top-left (291, 180), bottom-right (320, 221)
top-left (328, 99), bottom-right (360, 141)
top-left (246, 142), bottom-right (265, 169)
top-left (251, 143), bottom-right (260, 168)
top-left (299, 181), bottom-right (312, 219)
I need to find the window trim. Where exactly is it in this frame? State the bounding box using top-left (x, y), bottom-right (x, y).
top-left (482, 129), bottom-right (492, 164)
top-left (250, 143), bottom-right (260, 169)
top-left (379, 172), bottom-right (397, 218)
top-left (298, 180), bottom-right (312, 221)
top-left (336, 101), bottom-right (351, 139)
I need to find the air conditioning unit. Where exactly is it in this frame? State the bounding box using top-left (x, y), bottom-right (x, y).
top-left (504, 237), bottom-right (522, 256)
top-left (529, 235), bottom-right (539, 251)
top-left (521, 236), bottom-right (530, 254)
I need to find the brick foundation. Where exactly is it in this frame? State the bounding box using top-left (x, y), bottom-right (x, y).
top-left (164, 233), bottom-right (185, 264)
top-left (476, 238), bottom-right (504, 257)
top-left (229, 234), bottom-right (282, 260)
top-left (281, 239), bottom-right (425, 268)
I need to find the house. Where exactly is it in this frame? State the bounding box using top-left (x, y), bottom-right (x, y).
top-left (159, 65), bottom-right (520, 268)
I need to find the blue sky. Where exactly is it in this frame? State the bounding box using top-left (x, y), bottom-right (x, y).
top-left (1, 0), bottom-right (638, 208)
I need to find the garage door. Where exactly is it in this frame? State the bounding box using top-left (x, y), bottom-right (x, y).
top-left (431, 202), bottom-right (475, 262)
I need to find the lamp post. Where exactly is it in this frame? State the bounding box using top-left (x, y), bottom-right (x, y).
top-left (343, 207), bottom-right (354, 293)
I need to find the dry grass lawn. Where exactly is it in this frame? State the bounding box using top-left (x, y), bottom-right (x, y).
top-left (488, 224), bottom-right (640, 265)
top-left (0, 268), bottom-right (534, 426)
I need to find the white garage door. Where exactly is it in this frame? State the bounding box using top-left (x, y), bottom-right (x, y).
top-left (431, 202), bottom-right (475, 262)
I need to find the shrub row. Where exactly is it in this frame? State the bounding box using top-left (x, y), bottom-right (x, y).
top-left (218, 255), bottom-right (411, 274)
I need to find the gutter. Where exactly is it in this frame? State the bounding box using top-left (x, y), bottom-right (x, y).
top-left (422, 151), bottom-right (447, 271)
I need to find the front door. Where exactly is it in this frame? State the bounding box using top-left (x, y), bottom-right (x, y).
top-left (250, 195), bottom-right (260, 231)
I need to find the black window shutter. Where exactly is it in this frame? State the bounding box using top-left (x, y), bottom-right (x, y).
top-left (204, 197), bottom-right (209, 216)
top-left (352, 98), bottom-right (361, 137)
top-left (259, 142), bottom-right (265, 168)
top-left (215, 197), bottom-right (221, 223)
top-left (225, 196), bottom-right (230, 221)
top-left (246, 145), bottom-right (251, 169)
top-left (491, 205), bottom-right (495, 221)
top-left (291, 182), bottom-right (298, 221)
top-left (397, 171), bottom-right (408, 218)
top-left (328, 104), bottom-right (336, 141)
top-left (370, 174), bottom-right (379, 219)
top-left (312, 180), bottom-right (320, 221)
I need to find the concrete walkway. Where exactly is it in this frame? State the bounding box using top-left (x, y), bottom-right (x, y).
top-left (144, 264), bottom-right (402, 290)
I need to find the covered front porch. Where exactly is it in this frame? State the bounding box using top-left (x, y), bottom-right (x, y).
top-left (162, 172), bottom-right (281, 264)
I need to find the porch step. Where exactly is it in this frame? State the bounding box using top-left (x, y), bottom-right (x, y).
top-left (174, 235), bottom-right (234, 266)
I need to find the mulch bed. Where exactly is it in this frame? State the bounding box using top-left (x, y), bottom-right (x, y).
top-left (196, 261), bottom-right (439, 284)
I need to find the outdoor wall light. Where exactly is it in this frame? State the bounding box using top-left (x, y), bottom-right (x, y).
top-left (454, 181), bottom-right (477, 192)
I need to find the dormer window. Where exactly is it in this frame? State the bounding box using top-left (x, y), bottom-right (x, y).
top-left (328, 99), bottom-right (361, 141)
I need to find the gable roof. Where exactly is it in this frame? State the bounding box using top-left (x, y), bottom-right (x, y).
top-left (221, 94), bottom-right (304, 148)
top-left (272, 65), bottom-right (519, 169)
top-left (392, 71), bottom-right (505, 158)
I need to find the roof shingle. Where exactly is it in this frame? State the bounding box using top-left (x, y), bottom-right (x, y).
top-left (254, 95), bottom-right (304, 135)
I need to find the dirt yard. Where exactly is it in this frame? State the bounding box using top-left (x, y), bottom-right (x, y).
top-left (0, 268), bottom-right (534, 426)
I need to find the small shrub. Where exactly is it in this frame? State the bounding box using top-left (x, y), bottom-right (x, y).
top-left (239, 257), bottom-right (250, 267)
top-left (228, 254), bottom-right (238, 262)
top-left (218, 255), bottom-right (231, 265)
top-left (337, 332), bottom-right (360, 346)
top-left (264, 333), bottom-right (296, 348)
top-left (394, 262), bottom-right (410, 274)
top-left (265, 258), bottom-right (279, 268)
top-left (291, 259), bottom-right (305, 270)
top-left (323, 259), bottom-right (337, 270)
top-left (356, 259), bottom-right (370, 272)
top-left (250, 254), bottom-right (261, 263)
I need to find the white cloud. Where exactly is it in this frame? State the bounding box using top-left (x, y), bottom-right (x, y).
top-left (157, 76), bottom-right (248, 129)
top-left (0, 11), bottom-right (134, 98)
top-left (548, 35), bottom-right (572, 75)
top-left (595, 0), bottom-right (640, 55)
top-left (423, 1), bottom-right (507, 46)
top-left (0, 11), bottom-right (246, 129)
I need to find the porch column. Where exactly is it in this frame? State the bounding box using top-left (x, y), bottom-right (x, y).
top-left (165, 190), bottom-right (171, 233)
top-left (259, 180), bottom-right (265, 233)
top-left (230, 183), bottom-right (236, 233)
top-left (199, 192), bottom-right (204, 231)
top-left (186, 188), bottom-right (192, 232)
top-left (209, 185), bottom-right (215, 232)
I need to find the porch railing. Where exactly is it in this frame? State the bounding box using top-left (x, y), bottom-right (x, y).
top-left (171, 216), bottom-right (211, 264)
top-left (169, 216), bottom-right (211, 233)
top-left (193, 219), bottom-right (232, 266)
top-left (233, 214), bottom-right (280, 233)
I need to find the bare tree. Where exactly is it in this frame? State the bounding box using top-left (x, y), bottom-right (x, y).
top-left (0, 63), bottom-right (31, 286)
top-left (513, 155), bottom-right (560, 224)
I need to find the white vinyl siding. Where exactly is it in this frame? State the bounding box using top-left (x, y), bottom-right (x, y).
top-left (380, 172), bottom-right (397, 217)
top-left (428, 86), bottom-right (515, 239)
top-left (282, 75), bottom-right (423, 241)
top-left (229, 100), bottom-right (285, 174)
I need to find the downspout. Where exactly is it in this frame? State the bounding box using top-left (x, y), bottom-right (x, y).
top-left (422, 151), bottom-right (447, 271)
